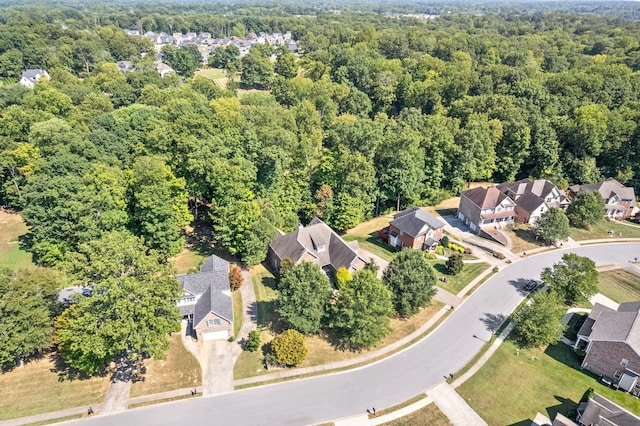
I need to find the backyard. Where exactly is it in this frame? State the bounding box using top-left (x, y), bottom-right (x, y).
top-left (457, 338), bottom-right (640, 425)
top-left (597, 268), bottom-right (640, 303)
top-left (343, 213), bottom-right (396, 262)
top-left (0, 209), bottom-right (35, 270)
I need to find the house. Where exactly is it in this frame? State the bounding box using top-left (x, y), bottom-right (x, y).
top-left (177, 255), bottom-right (233, 341)
top-left (155, 61), bottom-right (175, 78)
top-left (568, 178), bottom-right (637, 219)
top-left (576, 393), bottom-right (640, 425)
top-left (457, 186), bottom-right (517, 233)
top-left (268, 217), bottom-right (368, 279)
top-left (574, 302), bottom-right (640, 394)
top-left (383, 207), bottom-right (445, 251)
top-left (116, 61), bottom-right (133, 73)
top-left (19, 69), bottom-right (50, 89)
top-left (497, 179), bottom-right (571, 225)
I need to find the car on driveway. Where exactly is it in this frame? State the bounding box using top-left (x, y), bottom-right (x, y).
top-left (524, 280), bottom-right (540, 291)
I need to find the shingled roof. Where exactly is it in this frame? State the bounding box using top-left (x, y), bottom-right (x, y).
top-left (569, 178), bottom-right (636, 204)
top-left (461, 186), bottom-right (514, 209)
top-left (582, 302), bottom-right (640, 356)
top-left (269, 217), bottom-right (365, 273)
top-left (390, 207), bottom-right (445, 238)
top-left (177, 254), bottom-right (232, 325)
top-left (578, 394), bottom-right (640, 426)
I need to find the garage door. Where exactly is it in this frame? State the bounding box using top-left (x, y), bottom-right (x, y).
top-left (202, 330), bottom-right (229, 341)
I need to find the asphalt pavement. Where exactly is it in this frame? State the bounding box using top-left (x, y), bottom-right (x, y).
top-left (67, 243), bottom-right (640, 426)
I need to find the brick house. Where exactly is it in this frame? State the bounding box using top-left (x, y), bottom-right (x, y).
top-left (457, 186), bottom-right (517, 233)
top-left (385, 207), bottom-right (445, 251)
top-left (497, 179), bottom-right (571, 225)
top-left (178, 255), bottom-right (233, 341)
top-left (568, 178), bottom-right (638, 219)
top-left (574, 302), bottom-right (640, 394)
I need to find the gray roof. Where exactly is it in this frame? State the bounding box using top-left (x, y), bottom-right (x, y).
top-left (22, 69), bottom-right (48, 79)
top-left (586, 302), bottom-right (640, 356)
top-left (552, 413), bottom-right (578, 426)
top-left (390, 207), bottom-right (445, 238)
top-left (177, 254), bottom-right (232, 324)
top-left (497, 179), bottom-right (570, 214)
top-left (461, 186), bottom-right (514, 209)
top-left (569, 178), bottom-right (636, 204)
top-left (269, 217), bottom-right (364, 273)
top-left (578, 394), bottom-right (640, 426)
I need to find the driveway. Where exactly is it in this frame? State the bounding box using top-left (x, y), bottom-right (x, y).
top-left (72, 243), bottom-right (640, 426)
top-left (358, 248), bottom-right (389, 278)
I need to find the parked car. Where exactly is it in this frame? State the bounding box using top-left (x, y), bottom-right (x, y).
top-left (524, 280), bottom-right (540, 291)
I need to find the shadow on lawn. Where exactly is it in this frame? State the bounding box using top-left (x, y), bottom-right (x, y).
top-left (508, 395), bottom-right (579, 426)
top-left (49, 352), bottom-right (106, 382)
top-left (511, 226), bottom-right (546, 248)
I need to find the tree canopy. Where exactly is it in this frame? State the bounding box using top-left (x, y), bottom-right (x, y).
top-left (383, 249), bottom-right (437, 317)
top-left (512, 291), bottom-right (567, 348)
top-left (534, 207), bottom-right (570, 245)
top-left (541, 253), bottom-right (598, 305)
top-left (566, 191), bottom-right (605, 229)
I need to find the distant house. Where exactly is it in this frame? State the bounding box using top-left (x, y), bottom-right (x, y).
top-left (457, 186), bottom-right (517, 233)
top-left (268, 217), bottom-right (368, 279)
top-left (576, 393), bottom-right (640, 425)
top-left (19, 69), bottom-right (50, 89)
top-left (497, 179), bottom-right (571, 225)
top-left (383, 207), bottom-right (445, 251)
top-left (575, 302), bottom-right (640, 394)
top-left (155, 61), bottom-right (175, 78)
top-left (116, 61), bottom-right (133, 73)
top-left (568, 178), bottom-right (637, 219)
top-left (178, 255), bottom-right (233, 341)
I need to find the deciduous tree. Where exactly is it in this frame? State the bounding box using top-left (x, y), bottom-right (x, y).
top-left (541, 253), bottom-right (598, 305)
top-left (383, 249), bottom-right (437, 317)
top-left (566, 191), bottom-right (604, 229)
top-left (512, 291), bottom-right (566, 348)
top-left (533, 207), bottom-right (570, 245)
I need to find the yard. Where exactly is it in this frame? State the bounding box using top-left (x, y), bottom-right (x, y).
top-left (343, 213), bottom-right (397, 262)
top-left (569, 219), bottom-right (640, 241)
top-left (430, 261), bottom-right (491, 295)
top-left (0, 354), bottom-right (110, 420)
top-left (383, 403), bottom-right (452, 426)
top-left (129, 333), bottom-right (201, 397)
top-left (194, 68), bottom-right (227, 80)
top-left (598, 268), bottom-right (640, 303)
top-left (234, 264), bottom-right (445, 380)
top-left (502, 224), bottom-right (547, 254)
top-left (0, 209), bottom-right (35, 270)
top-left (457, 338), bottom-right (640, 425)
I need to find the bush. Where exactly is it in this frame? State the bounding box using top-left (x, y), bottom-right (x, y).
top-left (424, 252), bottom-right (437, 260)
top-left (441, 235), bottom-right (449, 248)
top-left (446, 253), bottom-right (464, 275)
top-left (244, 330), bottom-right (261, 352)
top-left (229, 264), bottom-right (244, 291)
top-left (493, 266), bottom-right (499, 273)
top-left (436, 245), bottom-right (444, 255)
top-left (271, 329), bottom-right (307, 367)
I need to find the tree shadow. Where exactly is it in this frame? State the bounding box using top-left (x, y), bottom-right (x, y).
top-left (183, 218), bottom-right (240, 264)
top-left (506, 278), bottom-right (531, 295)
top-left (546, 395), bottom-right (579, 424)
top-left (480, 312), bottom-right (506, 332)
top-left (512, 226), bottom-right (546, 248)
top-left (364, 232), bottom-right (399, 255)
top-left (49, 352), bottom-right (105, 382)
top-left (543, 343), bottom-right (585, 371)
top-left (508, 420), bottom-right (533, 426)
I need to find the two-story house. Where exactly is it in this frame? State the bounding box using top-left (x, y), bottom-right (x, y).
top-left (19, 69), bottom-right (50, 89)
top-left (497, 179), bottom-right (571, 225)
top-left (457, 186), bottom-right (517, 233)
top-left (384, 207), bottom-right (445, 251)
top-left (568, 178), bottom-right (637, 219)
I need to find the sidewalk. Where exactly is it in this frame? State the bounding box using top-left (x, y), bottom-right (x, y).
top-left (429, 382), bottom-right (487, 426)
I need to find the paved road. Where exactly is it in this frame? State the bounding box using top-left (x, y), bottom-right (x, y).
top-left (72, 243), bottom-right (640, 426)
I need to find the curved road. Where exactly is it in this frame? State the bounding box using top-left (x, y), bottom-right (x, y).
top-left (75, 243), bottom-right (640, 426)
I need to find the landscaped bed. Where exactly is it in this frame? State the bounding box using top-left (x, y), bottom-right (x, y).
top-left (457, 338), bottom-right (640, 425)
top-left (598, 268), bottom-right (640, 303)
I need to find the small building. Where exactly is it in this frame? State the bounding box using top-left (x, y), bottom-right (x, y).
top-left (178, 255), bottom-right (233, 341)
top-left (268, 217), bottom-right (368, 279)
top-left (575, 301), bottom-right (640, 394)
top-left (457, 186), bottom-right (516, 233)
top-left (384, 207), bottom-right (445, 251)
top-left (568, 178), bottom-right (637, 219)
top-left (19, 69), bottom-right (50, 89)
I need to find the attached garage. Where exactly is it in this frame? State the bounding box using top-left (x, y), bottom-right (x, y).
top-left (202, 329), bottom-right (229, 341)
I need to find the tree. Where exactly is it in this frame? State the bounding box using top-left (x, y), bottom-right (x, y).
top-left (229, 265), bottom-right (244, 291)
top-left (512, 291), bottom-right (566, 348)
top-left (271, 329), bottom-right (307, 367)
top-left (241, 49), bottom-right (273, 89)
top-left (566, 191), bottom-right (604, 229)
top-left (335, 267), bottom-right (351, 289)
top-left (446, 253), bottom-right (464, 275)
top-left (329, 269), bottom-right (394, 350)
top-left (244, 330), bottom-right (260, 352)
top-left (275, 52), bottom-right (298, 79)
top-left (383, 249), bottom-right (437, 317)
top-left (533, 207), bottom-right (570, 245)
top-left (277, 262), bottom-right (331, 335)
top-left (541, 253), bottom-right (598, 305)
top-left (0, 268), bottom-right (63, 369)
top-left (54, 232), bottom-right (181, 375)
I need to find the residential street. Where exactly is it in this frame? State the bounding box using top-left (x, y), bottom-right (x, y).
top-left (69, 243), bottom-right (640, 426)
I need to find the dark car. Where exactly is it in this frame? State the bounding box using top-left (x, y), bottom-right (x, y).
top-left (524, 280), bottom-right (539, 291)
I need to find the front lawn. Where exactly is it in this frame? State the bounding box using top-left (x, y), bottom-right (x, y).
top-left (598, 268), bottom-right (640, 303)
top-left (502, 224), bottom-right (547, 254)
top-left (569, 220), bottom-right (640, 241)
top-left (129, 333), bottom-right (201, 397)
top-left (383, 403), bottom-right (452, 426)
top-left (0, 354), bottom-right (110, 420)
top-left (457, 339), bottom-right (640, 425)
top-left (194, 68), bottom-right (227, 80)
top-left (0, 209), bottom-right (35, 270)
top-left (431, 262), bottom-right (490, 295)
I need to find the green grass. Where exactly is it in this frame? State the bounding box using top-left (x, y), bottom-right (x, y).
top-left (569, 220), bottom-right (640, 241)
top-left (430, 261), bottom-right (490, 295)
top-left (457, 339), bottom-right (640, 425)
top-left (368, 393), bottom-right (427, 419)
top-left (563, 313), bottom-right (587, 341)
top-left (598, 269), bottom-right (640, 303)
top-left (0, 211), bottom-right (35, 270)
top-left (342, 234), bottom-right (398, 262)
top-left (383, 403), bottom-right (452, 426)
top-left (233, 290), bottom-right (243, 338)
top-left (25, 414), bottom-right (85, 425)
top-left (194, 68), bottom-right (227, 80)
top-left (129, 334), bottom-right (201, 398)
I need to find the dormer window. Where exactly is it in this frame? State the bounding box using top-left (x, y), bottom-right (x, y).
top-left (317, 244), bottom-right (326, 253)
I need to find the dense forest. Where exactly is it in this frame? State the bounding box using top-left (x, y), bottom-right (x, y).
top-left (3, 0), bottom-right (640, 369)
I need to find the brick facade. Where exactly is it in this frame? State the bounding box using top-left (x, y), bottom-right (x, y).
top-left (583, 341), bottom-right (640, 380)
top-left (195, 312), bottom-right (232, 340)
top-left (388, 224), bottom-right (443, 249)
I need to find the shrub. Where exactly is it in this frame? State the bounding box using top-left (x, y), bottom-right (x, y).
top-left (244, 330), bottom-right (261, 352)
top-left (458, 247), bottom-right (465, 253)
top-left (424, 252), bottom-right (437, 260)
top-left (492, 252), bottom-right (506, 259)
top-left (229, 264), bottom-right (244, 291)
top-left (493, 266), bottom-right (499, 273)
top-left (271, 329), bottom-right (307, 367)
top-left (441, 235), bottom-right (449, 248)
top-left (446, 253), bottom-right (464, 275)
top-left (436, 245), bottom-right (444, 255)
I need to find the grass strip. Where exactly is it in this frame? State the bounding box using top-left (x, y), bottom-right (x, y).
top-left (367, 393), bottom-right (427, 419)
top-left (128, 393), bottom-right (201, 409)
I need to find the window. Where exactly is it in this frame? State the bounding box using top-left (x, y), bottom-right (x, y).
top-left (181, 296), bottom-right (196, 304)
top-left (206, 319), bottom-right (222, 327)
top-left (206, 319), bottom-right (215, 327)
top-left (622, 359), bottom-right (629, 367)
top-left (214, 319), bottom-right (221, 326)
top-left (614, 371), bottom-right (622, 379)
top-left (635, 382), bottom-right (640, 390)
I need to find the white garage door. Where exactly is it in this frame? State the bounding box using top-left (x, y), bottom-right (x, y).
top-left (202, 330), bottom-right (229, 341)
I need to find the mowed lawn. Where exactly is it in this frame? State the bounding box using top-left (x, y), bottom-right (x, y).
top-left (457, 339), bottom-right (640, 425)
top-left (570, 220), bottom-right (640, 241)
top-left (598, 268), bottom-right (640, 303)
top-left (384, 403), bottom-right (452, 426)
top-left (129, 333), bottom-right (201, 397)
top-left (194, 68), bottom-right (227, 80)
top-left (0, 209), bottom-right (35, 270)
top-left (431, 261), bottom-right (490, 295)
top-left (0, 355), bottom-right (110, 420)
top-left (343, 213), bottom-right (397, 262)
